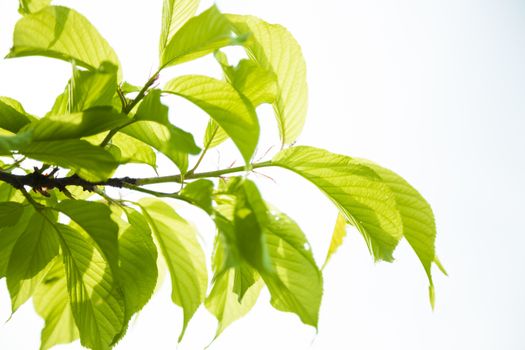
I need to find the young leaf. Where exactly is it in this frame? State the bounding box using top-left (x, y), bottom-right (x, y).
top-left (20, 139), bottom-right (118, 181)
top-left (18, 0), bottom-right (51, 14)
top-left (7, 211), bottom-right (60, 312)
top-left (56, 224), bottom-right (125, 350)
top-left (0, 131), bottom-right (33, 155)
top-left (160, 5), bottom-right (241, 68)
top-left (164, 75), bottom-right (259, 164)
top-left (33, 259), bottom-right (80, 350)
top-left (0, 202), bottom-right (25, 227)
top-left (139, 198), bottom-right (208, 342)
top-left (8, 6), bottom-right (121, 76)
top-left (179, 179), bottom-right (214, 214)
top-left (159, 0), bottom-right (200, 54)
top-left (25, 107), bottom-right (129, 141)
top-left (322, 213), bottom-right (348, 269)
top-left (229, 15), bottom-right (308, 146)
top-left (56, 200), bottom-right (120, 274)
top-left (272, 146), bottom-right (403, 262)
top-left (0, 206), bottom-right (33, 278)
top-left (0, 97), bottom-right (33, 133)
top-left (261, 209), bottom-right (323, 328)
top-left (113, 207), bottom-right (158, 342)
top-left (134, 89), bottom-right (169, 123)
top-left (110, 133), bottom-right (157, 168)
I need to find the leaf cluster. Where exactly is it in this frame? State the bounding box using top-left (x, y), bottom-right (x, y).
top-left (0, 1), bottom-right (446, 349)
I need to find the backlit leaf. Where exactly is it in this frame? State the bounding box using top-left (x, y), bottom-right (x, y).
top-left (139, 198), bottom-right (207, 342)
top-left (229, 15), bottom-right (308, 146)
top-left (180, 179), bottom-right (214, 214)
top-left (8, 6), bottom-right (121, 76)
top-left (18, 0), bottom-right (51, 14)
top-left (164, 75), bottom-right (259, 163)
top-left (159, 0), bottom-right (200, 54)
top-left (273, 146), bottom-right (403, 262)
top-left (322, 213), bottom-right (348, 269)
top-left (0, 202), bottom-right (25, 227)
top-left (0, 97), bottom-right (33, 133)
top-left (0, 206), bottom-right (33, 278)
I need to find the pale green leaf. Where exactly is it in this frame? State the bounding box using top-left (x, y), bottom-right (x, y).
top-left (0, 202), bottom-right (25, 227)
top-left (229, 15), bottom-right (308, 146)
top-left (18, 0), bottom-right (51, 14)
top-left (20, 139), bottom-right (118, 182)
top-left (180, 179), bottom-right (214, 214)
top-left (33, 258), bottom-right (79, 350)
top-left (24, 107), bottom-right (129, 141)
top-left (7, 211), bottom-right (59, 312)
top-left (261, 209), bottom-right (323, 328)
top-left (164, 75), bottom-right (259, 163)
top-left (0, 206), bottom-right (34, 278)
top-left (56, 224), bottom-right (125, 350)
top-left (135, 89), bottom-right (169, 123)
top-left (0, 97), bottom-right (33, 133)
top-left (56, 200), bottom-right (119, 273)
top-left (111, 133), bottom-right (157, 167)
top-left (322, 213), bottom-right (348, 269)
top-left (8, 6), bottom-right (121, 76)
top-left (273, 146), bottom-right (403, 262)
top-left (159, 0), bottom-right (200, 54)
top-left (0, 131), bottom-right (32, 155)
top-left (160, 5), bottom-right (240, 68)
top-left (203, 121), bottom-right (229, 150)
top-left (139, 198), bottom-right (207, 342)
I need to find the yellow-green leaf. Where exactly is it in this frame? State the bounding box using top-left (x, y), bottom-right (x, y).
top-left (18, 0), bottom-right (51, 14)
top-left (159, 0), bottom-right (200, 54)
top-left (322, 213), bottom-right (348, 269)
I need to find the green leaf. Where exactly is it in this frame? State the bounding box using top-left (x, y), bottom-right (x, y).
top-left (205, 268), bottom-right (263, 339)
top-left (0, 97), bottom-right (33, 133)
top-left (18, 0), bottom-right (51, 14)
top-left (0, 131), bottom-right (33, 155)
top-left (164, 75), bottom-right (259, 164)
top-left (261, 209), bottom-right (323, 328)
top-left (160, 5), bottom-right (241, 68)
top-left (56, 224), bottom-right (125, 350)
top-left (322, 213), bottom-right (348, 269)
top-left (56, 200), bottom-right (120, 273)
top-left (20, 139), bottom-right (118, 181)
top-left (8, 6), bottom-right (121, 76)
top-left (139, 198), bottom-right (207, 342)
top-left (272, 146), bottom-right (403, 262)
top-left (0, 202), bottom-right (25, 227)
top-left (0, 206), bottom-right (34, 278)
top-left (7, 211), bottom-right (60, 312)
top-left (113, 207), bottom-right (158, 342)
top-left (33, 258), bottom-right (79, 350)
top-left (359, 161), bottom-right (438, 292)
top-left (180, 179), bottom-right (214, 214)
top-left (122, 120), bottom-right (198, 172)
top-left (49, 65), bottom-right (118, 115)
top-left (110, 133), bottom-right (157, 168)
top-left (25, 107), bottom-right (129, 141)
top-left (135, 89), bottom-right (169, 123)
top-left (229, 15), bottom-right (308, 146)
top-left (159, 0), bottom-right (200, 54)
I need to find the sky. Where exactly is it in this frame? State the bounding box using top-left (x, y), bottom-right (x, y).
top-left (0, 0), bottom-right (525, 349)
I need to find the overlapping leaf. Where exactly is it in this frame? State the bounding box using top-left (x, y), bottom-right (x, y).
top-left (0, 206), bottom-right (34, 278)
top-left (159, 0), bottom-right (200, 54)
top-left (229, 15), bottom-right (308, 146)
top-left (323, 213), bottom-right (348, 269)
top-left (164, 75), bottom-right (259, 163)
top-left (18, 0), bottom-right (52, 14)
top-left (0, 97), bottom-right (33, 133)
top-left (139, 198), bottom-right (207, 341)
top-left (8, 6), bottom-right (121, 76)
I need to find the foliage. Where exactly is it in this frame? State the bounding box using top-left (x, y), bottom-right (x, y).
top-left (0, 1), bottom-right (445, 349)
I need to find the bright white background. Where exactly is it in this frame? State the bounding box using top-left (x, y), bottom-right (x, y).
top-left (0, 0), bottom-right (524, 349)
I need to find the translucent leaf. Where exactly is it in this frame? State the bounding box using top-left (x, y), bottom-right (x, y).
top-left (111, 133), bottom-right (156, 168)
top-left (322, 213), bottom-right (348, 269)
top-left (229, 15), bottom-right (308, 146)
top-left (135, 89), bottom-right (169, 123)
top-left (24, 107), bottom-right (129, 141)
top-left (139, 198), bottom-right (207, 342)
top-left (164, 75), bottom-right (259, 164)
top-left (0, 207), bottom-right (33, 278)
top-left (159, 0), bottom-right (200, 54)
top-left (7, 211), bottom-right (60, 312)
top-left (180, 179), bottom-right (214, 214)
top-left (122, 120), bottom-right (198, 172)
top-left (0, 131), bottom-right (32, 155)
top-left (273, 146), bottom-right (403, 262)
top-left (0, 97), bottom-right (33, 133)
top-left (261, 210), bottom-right (323, 328)
top-left (203, 121), bottom-right (229, 150)
top-left (49, 66), bottom-right (118, 115)
top-left (33, 258), bottom-right (79, 350)
top-left (0, 202), bottom-right (25, 227)
top-left (18, 0), bottom-right (51, 14)
top-left (113, 207), bottom-right (158, 342)
top-left (360, 161), bottom-right (439, 291)
top-left (20, 139), bottom-right (118, 182)
top-left (56, 224), bottom-right (125, 350)
top-left (8, 6), bottom-right (121, 76)
top-left (56, 200), bottom-right (120, 273)
top-left (160, 5), bottom-right (241, 68)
